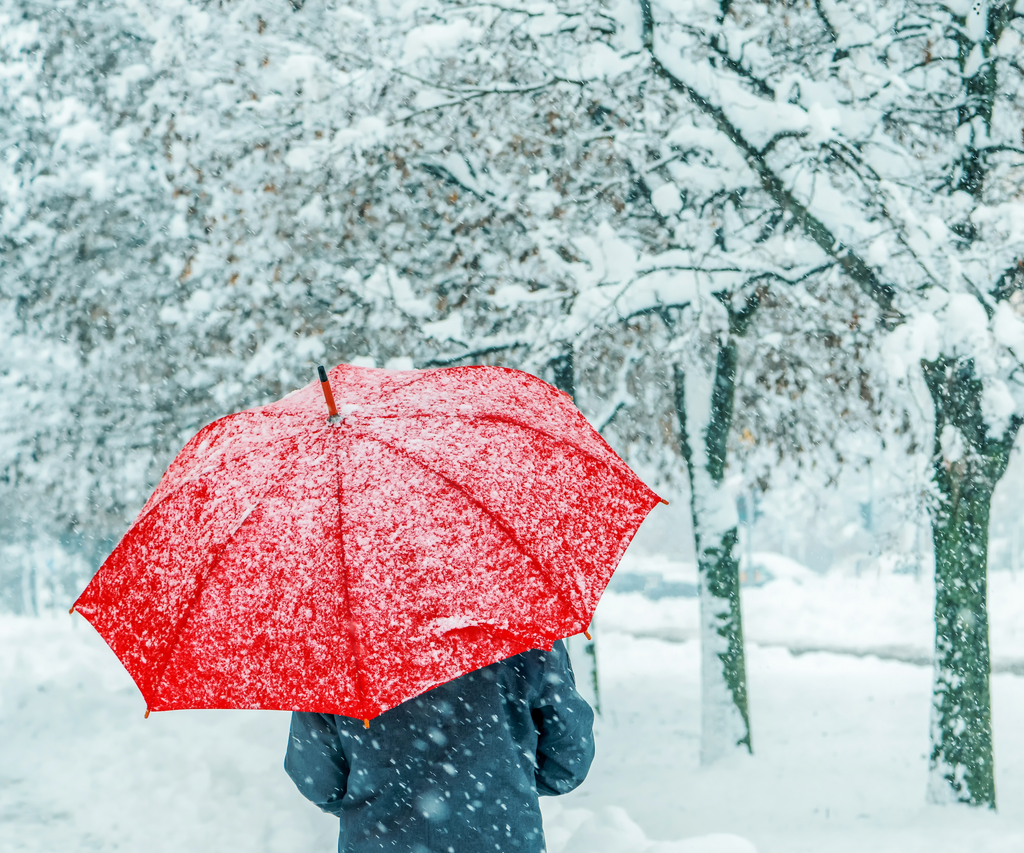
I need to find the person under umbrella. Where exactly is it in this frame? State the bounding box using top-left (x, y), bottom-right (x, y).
top-left (285, 639), bottom-right (593, 853)
top-left (278, 367), bottom-right (607, 852)
top-left (72, 363), bottom-right (661, 851)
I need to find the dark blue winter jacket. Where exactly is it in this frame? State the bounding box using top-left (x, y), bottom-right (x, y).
top-left (284, 641), bottom-right (594, 853)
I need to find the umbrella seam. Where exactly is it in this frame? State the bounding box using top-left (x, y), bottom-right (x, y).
top-left (380, 363), bottom-right (644, 482)
top-left (408, 411), bottom-right (631, 479)
top-left (353, 431), bottom-right (586, 630)
top-left (145, 472), bottom-right (298, 706)
top-left (332, 429), bottom-right (371, 715)
top-left (269, 410), bottom-right (646, 494)
top-left (128, 420), bottom-right (317, 535)
top-left (266, 366), bottom-right (633, 481)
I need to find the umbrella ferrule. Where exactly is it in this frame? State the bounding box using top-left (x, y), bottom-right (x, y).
top-left (317, 365), bottom-right (340, 422)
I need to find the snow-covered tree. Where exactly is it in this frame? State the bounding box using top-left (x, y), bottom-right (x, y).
top-left (437, 0), bottom-right (895, 763)
top-left (1, 0), bottom-right (884, 759)
top-left (11, 0), bottom-right (1020, 802)
top-left (640, 0), bottom-right (1024, 804)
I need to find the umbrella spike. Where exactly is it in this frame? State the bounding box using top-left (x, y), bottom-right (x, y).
top-left (584, 630), bottom-right (592, 641)
top-left (317, 365), bottom-right (339, 419)
top-left (364, 719), bottom-right (370, 729)
top-left (145, 708), bottom-right (150, 719)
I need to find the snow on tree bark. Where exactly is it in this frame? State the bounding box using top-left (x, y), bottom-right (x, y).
top-left (641, 0), bottom-right (1023, 799)
top-left (922, 356), bottom-right (1021, 807)
top-left (673, 321), bottom-right (751, 761)
top-left (906, 0), bottom-right (1022, 807)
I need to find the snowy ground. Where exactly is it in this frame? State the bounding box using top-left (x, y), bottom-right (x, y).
top-left (609, 550), bottom-right (1024, 670)
top-left (5, 554), bottom-right (1024, 852)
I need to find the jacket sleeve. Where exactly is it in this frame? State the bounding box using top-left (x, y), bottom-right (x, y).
top-left (531, 640), bottom-right (596, 796)
top-left (284, 711), bottom-right (350, 817)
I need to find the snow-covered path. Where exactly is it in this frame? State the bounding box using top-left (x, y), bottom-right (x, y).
top-left (565, 634), bottom-right (1024, 853)
top-left (6, 565), bottom-right (1024, 852)
top-left (0, 616), bottom-right (337, 852)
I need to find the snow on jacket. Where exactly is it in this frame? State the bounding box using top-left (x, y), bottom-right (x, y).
top-left (284, 641), bottom-right (594, 853)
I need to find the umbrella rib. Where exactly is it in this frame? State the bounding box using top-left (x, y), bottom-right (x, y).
top-left (330, 431), bottom-right (371, 711)
top-left (128, 421), bottom-right (324, 535)
top-left (260, 392), bottom-right (642, 501)
top-left (361, 411), bottom-right (634, 486)
top-left (327, 364), bottom-right (619, 473)
top-left (145, 461), bottom-right (305, 704)
top-left (356, 432), bottom-right (584, 627)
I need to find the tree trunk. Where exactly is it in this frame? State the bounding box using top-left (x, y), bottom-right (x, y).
top-left (547, 348), bottom-right (601, 714)
top-left (923, 2), bottom-right (1021, 811)
top-left (922, 356), bottom-right (1021, 808)
top-left (674, 338), bottom-right (751, 762)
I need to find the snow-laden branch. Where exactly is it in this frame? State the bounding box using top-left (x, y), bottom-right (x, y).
top-left (638, 0), bottom-right (900, 323)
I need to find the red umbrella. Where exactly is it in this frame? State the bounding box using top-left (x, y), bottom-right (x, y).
top-left (72, 364), bottom-right (663, 722)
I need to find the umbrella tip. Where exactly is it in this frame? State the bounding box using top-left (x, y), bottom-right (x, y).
top-left (363, 719), bottom-right (370, 729)
top-left (144, 709), bottom-right (150, 719)
top-left (317, 365), bottom-right (339, 419)
top-left (68, 606), bottom-right (75, 615)
top-left (584, 630), bottom-right (592, 640)
top-left (660, 498), bottom-right (670, 506)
